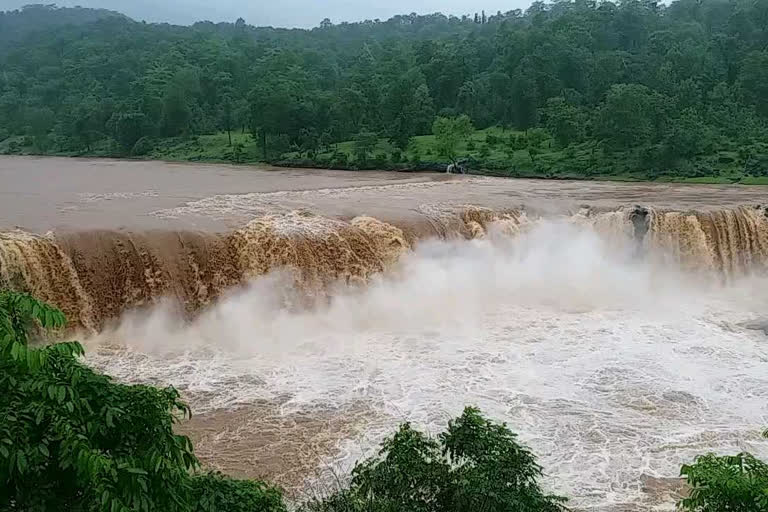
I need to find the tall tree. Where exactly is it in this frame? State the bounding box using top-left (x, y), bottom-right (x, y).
top-left (593, 84), bottom-right (667, 149)
top-left (433, 115), bottom-right (474, 165)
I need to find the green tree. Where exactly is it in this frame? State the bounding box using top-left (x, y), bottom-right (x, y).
top-left (108, 112), bottom-right (149, 152)
top-left (662, 108), bottom-right (714, 161)
top-left (542, 97), bottom-right (587, 147)
top-left (67, 99), bottom-right (105, 152)
top-left (679, 449), bottom-right (768, 511)
top-left (383, 71), bottom-right (435, 150)
top-left (161, 89), bottom-right (192, 137)
top-left (26, 107), bottom-right (54, 151)
top-left (433, 114), bottom-right (474, 165)
top-left (353, 131), bottom-right (379, 164)
top-left (738, 51), bottom-right (768, 118)
top-left (0, 290), bottom-right (286, 512)
top-left (0, 290), bottom-right (195, 511)
top-left (220, 96), bottom-right (234, 146)
top-left (248, 81), bottom-right (303, 160)
top-left (511, 72), bottom-right (539, 131)
top-left (593, 84), bottom-right (666, 149)
top-left (304, 407), bottom-right (567, 512)
top-left (525, 127), bottom-right (550, 163)
top-left (191, 473), bottom-right (286, 512)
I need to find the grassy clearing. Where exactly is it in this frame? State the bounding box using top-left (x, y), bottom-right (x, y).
top-left (149, 132), bottom-right (262, 163)
top-left (740, 176), bottom-right (768, 185)
top-left (663, 176), bottom-right (739, 184)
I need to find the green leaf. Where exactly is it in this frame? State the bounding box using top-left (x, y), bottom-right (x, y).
top-left (10, 341), bottom-right (20, 360)
top-left (16, 451), bottom-right (27, 473)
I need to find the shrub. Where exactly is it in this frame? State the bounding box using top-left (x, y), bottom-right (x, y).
top-left (231, 142), bottom-right (245, 163)
top-left (370, 152), bottom-right (388, 169)
top-left (353, 131), bottom-right (378, 163)
top-left (679, 451), bottom-right (768, 511)
top-left (191, 472), bottom-right (286, 512)
top-left (485, 133), bottom-right (501, 146)
top-left (132, 136), bottom-right (154, 156)
top-left (303, 407), bottom-right (567, 512)
top-left (331, 150), bottom-right (349, 168)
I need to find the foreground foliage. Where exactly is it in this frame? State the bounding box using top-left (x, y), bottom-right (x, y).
top-left (0, 290), bottom-right (285, 512)
top-left (679, 447), bottom-right (768, 511)
top-left (305, 407), bottom-right (568, 512)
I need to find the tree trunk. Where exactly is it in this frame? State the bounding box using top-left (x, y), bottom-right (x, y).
top-left (227, 128), bottom-right (232, 147)
top-left (261, 130), bottom-right (267, 160)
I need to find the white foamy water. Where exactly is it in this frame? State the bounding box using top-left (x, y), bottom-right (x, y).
top-left (85, 221), bottom-right (768, 510)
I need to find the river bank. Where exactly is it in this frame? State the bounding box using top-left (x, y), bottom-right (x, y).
top-left (4, 131), bottom-right (768, 186)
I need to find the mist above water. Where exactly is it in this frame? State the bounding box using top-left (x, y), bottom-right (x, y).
top-left (100, 220), bottom-right (719, 356)
top-left (85, 219), bottom-right (768, 510)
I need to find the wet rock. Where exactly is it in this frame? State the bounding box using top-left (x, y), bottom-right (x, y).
top-left (629, 205), bottom-right (650, 242)
top-left (744, 320), bottom-right (768, 335)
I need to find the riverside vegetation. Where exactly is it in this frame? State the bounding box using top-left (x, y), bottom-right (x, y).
top-left (1, 1), bottom-right (768, 183)
top-left (2, 291), bottom-right (768, 511)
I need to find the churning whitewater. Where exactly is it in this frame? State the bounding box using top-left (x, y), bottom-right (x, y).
top-left (2, 198), bottom-right (768, 510)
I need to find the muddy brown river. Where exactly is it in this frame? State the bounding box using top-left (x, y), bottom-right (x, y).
top-left (1, 155), bottom-right (766, 232)
top-left (1, 156), bottom-right (768, 511)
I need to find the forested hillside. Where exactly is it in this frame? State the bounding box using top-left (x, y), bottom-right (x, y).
top-left (1, 1), bottom-right (768, 181)
top-left (0, 4), bottom-right (127, 47)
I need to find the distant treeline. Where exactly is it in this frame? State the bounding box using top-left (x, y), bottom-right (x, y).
top-left (1, 1), bottom-right (768, 179)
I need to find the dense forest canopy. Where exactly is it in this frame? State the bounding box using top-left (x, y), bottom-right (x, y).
top-left (1, 1), bottom-right (767, 179)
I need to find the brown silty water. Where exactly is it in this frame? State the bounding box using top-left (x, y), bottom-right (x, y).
top-left (2, 156), bottom-right (768, 509)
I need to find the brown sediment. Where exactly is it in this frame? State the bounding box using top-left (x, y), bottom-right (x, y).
top-left (177, 401), bottom-right (372, 494)
top-left (570, 476), bottom-right (687, 512)
top-left (1, 205), bottom-right (766, 332)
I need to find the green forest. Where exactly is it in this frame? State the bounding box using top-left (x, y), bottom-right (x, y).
top-left (1, 1), bottom-right (768, 182)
